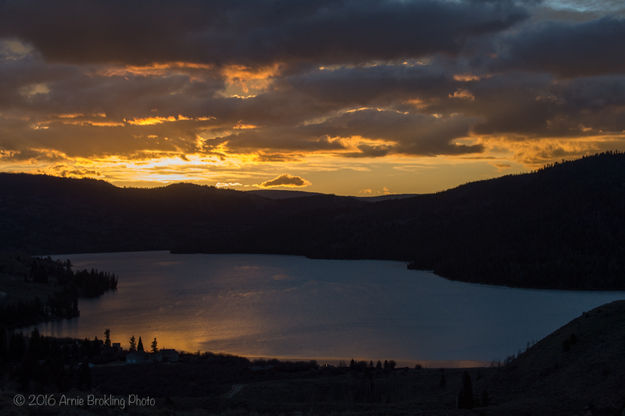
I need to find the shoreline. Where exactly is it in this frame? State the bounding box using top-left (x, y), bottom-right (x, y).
top-left (43, 249), bottom-right (625, 292)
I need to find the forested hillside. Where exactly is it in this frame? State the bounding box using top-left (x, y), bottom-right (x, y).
top-left (1, 152), bottom-right (624, 289)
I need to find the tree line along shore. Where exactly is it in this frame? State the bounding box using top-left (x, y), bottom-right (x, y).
top-left (0, 254), bottom-right (117, 328)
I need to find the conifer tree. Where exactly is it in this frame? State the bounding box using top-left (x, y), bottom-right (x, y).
top-left (104, 329), bottom-right (111, 348)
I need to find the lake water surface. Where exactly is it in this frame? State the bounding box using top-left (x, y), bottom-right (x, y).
top-left (32, 251), bottom-right (625, 366)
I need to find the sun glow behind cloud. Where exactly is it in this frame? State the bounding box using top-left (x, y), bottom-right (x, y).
top-left (3, 121), bottom-right (625, 194)
top-left (0, 136), bottom-right (569, 194)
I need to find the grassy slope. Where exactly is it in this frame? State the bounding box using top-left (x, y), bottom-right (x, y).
top-left (481, 300), bottom-right (625, 415)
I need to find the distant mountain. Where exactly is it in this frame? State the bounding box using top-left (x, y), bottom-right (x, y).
top-left (247, 189), bottom-right (417, 202)
top-left (246, 189), bottom-right (325, 199)
top-left (1, 151), bottom-right (625, 289)
top-left (354, 193), bottom-right (419, 202)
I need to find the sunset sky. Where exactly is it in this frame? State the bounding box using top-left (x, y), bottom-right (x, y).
top-left (1, 0), bottom-right (624, 195)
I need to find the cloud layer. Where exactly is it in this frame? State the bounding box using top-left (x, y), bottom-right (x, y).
top-left (0, 0), bottom-right (527, 66)
top-left (0, 0), bottom-right (624, 192)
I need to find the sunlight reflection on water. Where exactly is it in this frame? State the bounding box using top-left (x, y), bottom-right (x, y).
top-left (29, 251), bottom-right (625, 366)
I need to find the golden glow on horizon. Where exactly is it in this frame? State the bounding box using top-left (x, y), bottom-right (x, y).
top-left (3, 132), bottom-right (625, 194)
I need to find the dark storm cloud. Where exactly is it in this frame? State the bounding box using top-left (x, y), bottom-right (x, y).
top-left (496, 17), bottom-right (625, 77)
top-left (206, 126), bottom-right (347, 153)
top-left (2, 41), bottom-right (623, 160)
top-left (216, 108), bottom-right (480, 156)
top-left (307, 109), bottom-right (478, 155)
top-left (0, 53), bottom-right (224, 117)
top-left (280, 64), bottom-right (457, 108)
top-left (433, 72), bottom-right (625, 138)
top-left (0, 0), bottom-right (528, 66)
top-left (0, 52), bottom-right (227, 157)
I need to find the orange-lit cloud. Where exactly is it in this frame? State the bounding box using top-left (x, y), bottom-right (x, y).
top-left (215, 182), bottom-right (244, 188)
top-left (125, 116), bottom-right (179, 126)
top-left (61, 120), bottom-right (125, 127)
top-left (453, 74), bottom-right (483, 82)
top-left (97, 62), bottom-right (214, 79)
top-left (465, 134), bottom-right (625, 167)
top-left (125, 115), bottom-right (214, 125)
top-left (449, 89), bottom-right (475, 101)
top-left (260, 174), bottom-right (311, 188)
top-left (219, 64), bottom-right (282, 98)
top-left (233, 122), bottom-right (258, 130)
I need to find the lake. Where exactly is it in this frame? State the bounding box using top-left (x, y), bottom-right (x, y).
top-left (31, 251), bottom-right (625, 367)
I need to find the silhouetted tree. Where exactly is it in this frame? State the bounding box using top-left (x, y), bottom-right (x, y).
top-left (151, 337), bottom-right (158, 353)
top-left (104, 329), bottom-right (111, 348)
top-left (129, 335), bottom-right (136, 352)
top-left (137, 337), bottom-right (144, 353)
